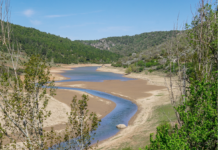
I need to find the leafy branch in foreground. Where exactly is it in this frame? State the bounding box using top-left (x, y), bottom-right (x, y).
top-left (140, 1), bottom-right (218, 150)
top-left (0, 55), bottom-right (56, 149)
top-left (0, 0), bottom-right (101, 149)
top-left (48, 95), bottom-right (101, 150)
top-left (144, 75), bottom-right (217, 150)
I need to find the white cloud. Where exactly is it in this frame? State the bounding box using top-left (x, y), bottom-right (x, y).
top-left (30, 20), bottom-right (41, 25)
top-left (60, 22), bottom-right (102, 29)
top-left (45, 14), bottom-right (75, 18)
top-left (98, 26), bottom-right (131, 32)
top-left (23, 9), bottom-right (34, 17)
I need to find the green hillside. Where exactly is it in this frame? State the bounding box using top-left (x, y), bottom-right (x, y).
top-left (111, 31), bottom-right (190, 74)
top-left (1, 23), bottom-right (121, 64)
top-left (77, 30), bottom-right (181, 55)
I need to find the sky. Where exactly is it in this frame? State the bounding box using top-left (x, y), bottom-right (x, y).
top-left (10, 0), bottom-right (213, 40)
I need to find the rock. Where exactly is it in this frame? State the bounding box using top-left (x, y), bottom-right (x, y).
top-left (132, 53), bottom-right (136, 57)
top-left (116, 124), bottom-right (127, 129)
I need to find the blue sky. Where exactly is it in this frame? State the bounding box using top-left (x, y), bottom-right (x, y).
top-left (11, 0), bottom-right (209, 40)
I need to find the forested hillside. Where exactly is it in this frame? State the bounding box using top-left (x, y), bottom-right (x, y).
top-left (111, 30), bottom-right (191, 74)
top-left (77, 30), bottom-right (181, 55)
top-left (0, 23), bottom-right (121, 64)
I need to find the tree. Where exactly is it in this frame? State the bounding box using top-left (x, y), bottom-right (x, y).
top-left (144, 77), bottom-right (217, 150)
top-left (50, 95), bottom-right (101, 150)
top-left (143, 1), bottom-right (218, 149)
top-left (0, 0), bottom-right (101, 149)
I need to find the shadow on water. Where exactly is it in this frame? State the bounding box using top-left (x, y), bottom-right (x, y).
top-left (50, 66), bottom-right (137, 149)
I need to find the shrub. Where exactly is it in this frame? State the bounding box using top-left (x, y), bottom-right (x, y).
top-left (148, 69), bottom-right (153, 73)
top-left (137, 60), bottom-right (145, 67)
top-left (131, 65), bottom-right (138, 72)
top-left (125, 66), bottom-right (132, 74)
top-left (139, 66), bottom-right (144, 72)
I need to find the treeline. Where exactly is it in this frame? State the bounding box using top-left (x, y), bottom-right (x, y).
top-left (0, 23), bottom-right (121, 64)
top-left (77, 30), bottom-right (181, 55)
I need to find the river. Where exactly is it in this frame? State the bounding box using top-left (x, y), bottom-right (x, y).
top-left (54, 66), bottom-right (138, 147)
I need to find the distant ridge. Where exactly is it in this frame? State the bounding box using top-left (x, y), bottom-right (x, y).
top-left (76, 30), bottom-right (181, 55)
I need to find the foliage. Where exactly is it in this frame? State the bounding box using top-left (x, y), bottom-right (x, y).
top-left (0, 55), bottom-right (56, 149)
top-left (142, 2), bottom-right (218, 150)
top-left (78, 31), bottom-right (181, 55)
top-left (0, 23), bottom-right (121, 64)
top-left (125, 66), bottom-right (132, 74)
top-left (148, 69), bottom-right (153, 73)
top-left (48, 95), bottom-right (101, 150)
top-left (144, 76), bottom-right (217, 150)
top-left (112, 61), bottom-right (122, 67)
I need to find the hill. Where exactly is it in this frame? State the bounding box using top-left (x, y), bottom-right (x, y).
top-left (76, 30), bottom-right (181, 55)
top-left (111, 31), bottom-right (191, 74)
top-left (1, 23), bottom-right (121, 64)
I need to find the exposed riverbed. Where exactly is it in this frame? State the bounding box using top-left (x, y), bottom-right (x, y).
top-left (56, 66), bottom-right (138, 144)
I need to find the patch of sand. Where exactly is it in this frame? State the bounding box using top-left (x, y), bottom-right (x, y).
top-left (97, 65), bottom-right (178, 87)
top-left (68, 84), bottom-right (86, 88)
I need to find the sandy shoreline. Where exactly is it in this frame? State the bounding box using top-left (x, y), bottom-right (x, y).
top-left (48, 64), bottom-right (174, 149)
top-left (44, 88), bottom-right (116, 132)
top-left (50, 64), bottom-right (102, 81)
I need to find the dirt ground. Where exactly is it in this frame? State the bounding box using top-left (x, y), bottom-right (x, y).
top-left (49, 64), bottom-right (180, 149)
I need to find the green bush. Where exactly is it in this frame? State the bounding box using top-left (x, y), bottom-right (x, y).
top-left (156, 65), bottom-right (163, 70)
top-left (137, 60), bottom-right (145, 67)
top-left (148, 69), bottom-right (153, 73)
top-left (139, 67), bottom-right (144, 72)
top-left (112, 61), bottom-right (122, 67)
top-left (143, 75), bottom-right (218, 150)
top-left (125, 66), bottom-right (132, 74)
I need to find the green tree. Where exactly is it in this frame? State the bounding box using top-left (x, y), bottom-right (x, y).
top-left (0, 1), bottom-right (101, 149)
top-left (144, 76), bottom-right (217, 150)
top-left (143, 1), bottom-right (218, 149)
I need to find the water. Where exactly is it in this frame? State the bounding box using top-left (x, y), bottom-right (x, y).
top-left (52, 66), bottom-right (137, 148)
top-left (57, 66), bottom-right (135, 82)
top-left (56, 87), bottom-right (137, 143)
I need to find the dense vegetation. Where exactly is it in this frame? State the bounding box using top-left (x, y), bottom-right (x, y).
top-left (121, 2), bottom-right (218, 150)
top-left (0, 23), bottom-right (121, 64)
top-left (111, 30), bottom-right (189, 75)
top-left (77, 30), bottom-right (181, 55)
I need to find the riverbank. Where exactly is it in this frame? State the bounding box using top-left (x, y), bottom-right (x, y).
top-left (44, 89), bottom-right (116, 131)
top-left (49, 64), bottom-right (178, 149)
top-left (50, 64), bottom-right (102, 81)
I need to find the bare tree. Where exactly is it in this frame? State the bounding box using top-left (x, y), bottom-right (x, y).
top-left (164, 0), bottom-right (217, 128)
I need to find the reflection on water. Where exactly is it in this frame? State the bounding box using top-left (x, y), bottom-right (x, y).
top-left (53, 66), bottom-right (137, 148)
